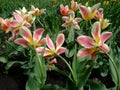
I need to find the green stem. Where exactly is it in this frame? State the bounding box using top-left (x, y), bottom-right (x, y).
top-left (105, 52), bottom-right (120, 90)
top-left (57, 54), bottom-right (77, 83)
top-left (35, 50), bottom-right (45, 87)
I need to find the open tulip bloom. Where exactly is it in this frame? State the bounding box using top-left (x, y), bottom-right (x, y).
top-left (62, 11), bottom-right (81, 31)
top-left (79, 3), bottom-right (101, 20)
top-left (77, 22), bottom-right (112, 60)
top-left (14, 26), bottom-right (45, 48)
top-left (38, 33), bottom-right (66, 58)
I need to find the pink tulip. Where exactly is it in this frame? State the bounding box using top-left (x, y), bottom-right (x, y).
top-left (79, 3), bottom-right (101, 20)
top-left (71, 0), bottom-right (78, 11)
top-left (14, 26), bottom-right (45, 48)
top-left (62, 11), bottom-right (81, 31)
top-left (77, 22), bottom-right (112, 59)
top-left (60, 4), bottom-right (71, 16)
top-left (38, 33), bottom-right (66, 58)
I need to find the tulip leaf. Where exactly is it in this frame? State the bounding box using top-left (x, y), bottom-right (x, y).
top-left (0, 57), bottom-right (7, 63)
top-left (76, 60), bottom-right (95, 89)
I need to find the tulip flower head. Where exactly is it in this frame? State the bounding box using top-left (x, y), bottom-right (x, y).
top-left (62, 11), bottom-right (81, 31)
top-left (0, 17), bottom-right (12, 32)
top-left (31, 5), bottom-right (46, 17)
top-left (71, 0), bottom-right (78, 11)
top-left (79, 3), bottom-right (101, 20)
top-left (40, 34), bottom-right (66, 58)
top-left (77, 22), bottom-right (112, 60)
top-left (60, 4), bottom-right (71, 16)
top-left (14, 26), bottom-right (45, 48)
top-left (100, 18), bottom-right (110, 30)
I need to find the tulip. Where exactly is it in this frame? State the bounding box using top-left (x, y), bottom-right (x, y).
top-left (79, 3), bottom-right (101, 20)
top-left (38, 33), bottom-right (66, 58)
top-left (77, 22), bottom-right (112, 59)
top-left (14, 26), bottom-right (45, 48)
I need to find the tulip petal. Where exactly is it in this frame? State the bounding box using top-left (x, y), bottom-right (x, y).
top-left (91, 3), bottom-right (101, 13)
top-left (36, 38), bottom-right (46, 47)
top-left (62, 16), bottom-right (70, 22)
top-left (77, 36), bottom-right (94, 48)
top-left (13, 12), bottom-right (23, 22)
top-left (73, 18), bottom-right (81, 24)
top-left (77, 48), bottom-right (91, 58)
top-left (14, 38), bottom-right (28, 47)
top-left (79, 5), bottom-right (90, 20)
top-left (9, 30), bottom-right (19, 41)
top-left (10, 20), bottom-right (19, 27)
top-left (36, 47), bottom-right (44, 54)
top-left (56, 33), bottom-right (65, 49)
top-left (92, 22), bottom-right (101, 44)
top-left (20, 26), bottom-right (32, 44)
top-left (44, 48), bottom-right (54, 58)
top-left (46, 35), bottom-right (55, 50)
top-left (57, 47), bottom-right (66, 54)
top-left (33, 28), bottom-right (44, 43)
top-left (100, 44), bottom-right (110, 52)
top-left (101, 32), bottom-right (112, 43)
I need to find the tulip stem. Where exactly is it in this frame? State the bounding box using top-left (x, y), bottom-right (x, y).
top-left (57, 54), bottom-right (77, 83)
top-left (105, 52), bottom-right (120, 90)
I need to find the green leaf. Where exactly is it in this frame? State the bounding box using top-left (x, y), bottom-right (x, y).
top-left (5, 61), bottom-right (25, 70)
top-left (0, 57), bottom-right (7, 63)
top-left (26, 73), bottom-right (40, 90)
top-left (76, 60), bottom-right (95, 89)
top-left (41, 84), bottom-right (66, 90)
top-left (87, 80), bottom-right (107, 90)
top-left (34, 54), bottom-right (46, 88)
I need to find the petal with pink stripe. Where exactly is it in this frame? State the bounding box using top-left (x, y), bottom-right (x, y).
top-left (100, 32), bottom-right (112, 43)
top-left (14, 38), bottom-right (28, 47)
top-left (56, 33), bottom-right (65, 49)
top-left (46, 35), bottom-right (55, 50)
top-left (13, 12), bottom-right (23, 22)
top-left (77, 35), bottom-right (94, 48)
top-left (20, 26), bottom-right (32, 44)
top-left (33, 28), bottom-right (44, 43)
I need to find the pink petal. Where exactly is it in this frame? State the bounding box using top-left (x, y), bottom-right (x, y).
top-left (9, 30), bottom-right (19, 41)
top-left (56, 33), bottom-right (65, 49)
top-left (13, 12), bottom-right (23, 22)
top-left (24, 23), bottom-right (31, 27)
top-left (100, 44), bottom-right (110, 53)
top-left (73, 18), bottom-right (81, 24)
top-left (77, 48), bottom-right (91, 58)
top-left (62, 16), bottom-right (70, 22)
top-left (46, 35), bottom-right (55, 50)
top-left (57, 47), bottom-right (66, 54)
top-left (92, 22), bottom-right (101, 43)
top-left (79, 5), bottom-right (90, 20)
top-left (90, 51), bottom-right (98, 60)
top-left (10, 20), bottom-right (19, 27)
top-left (20, 26), bottom-right (32, 43)
top-left (36, 47), bottom-right (44, 54)
top-left (36, 38), bottom-right (46, 47)
top-left (14, 38), bottom-right (29, 47)
top-left (33, 28), bottom-right (44, 43)
top-left (100, 32), bottom-right (112, 43)
top-left (77, 36), bottom-right (94, 48)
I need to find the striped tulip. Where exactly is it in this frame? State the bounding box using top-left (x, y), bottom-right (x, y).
top-left (14, 26), bottom-right (45, 48)
top-left (62, 11), bottom-right (81, 31)
top-left (37, 33), bottom-right (66, 58)
top-left (77, 22), bottom-right (112, 59)
top-left (60, 4), bottom-right (71, 16)
top-left (79, 3), bottom-right (101, 20)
